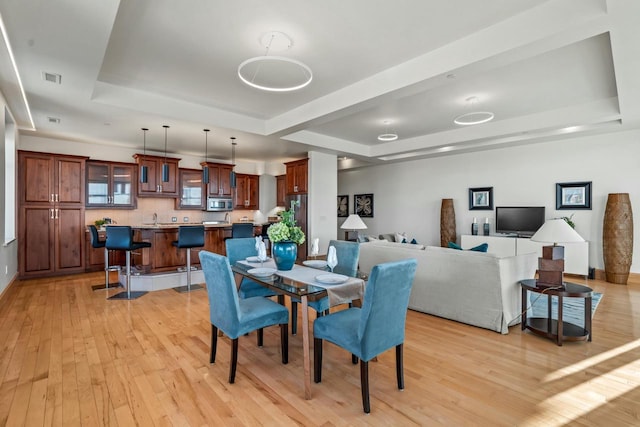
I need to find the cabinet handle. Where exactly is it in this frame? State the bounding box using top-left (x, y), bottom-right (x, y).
top-left (50, 194), bottom-right (54, 203)
top-left (294, 185), bottom-right (298, 192)
top-left (56, 194), bottom-right (59, 202)
top-left (50, 208), bottom-right (54, 219)
top-left (55, 208), bottom-right (59, 219)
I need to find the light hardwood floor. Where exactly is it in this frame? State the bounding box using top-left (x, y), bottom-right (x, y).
top-left (0, 272), bottom-right (638, 426)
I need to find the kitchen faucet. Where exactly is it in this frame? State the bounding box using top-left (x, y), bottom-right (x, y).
top-left (224, 212), bottom-right (231, 224)
top-left (153, 212), bottom-right (158, 225)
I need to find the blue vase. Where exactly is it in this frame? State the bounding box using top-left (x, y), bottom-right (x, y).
top-left (272, 241), bottom-right (297, 271)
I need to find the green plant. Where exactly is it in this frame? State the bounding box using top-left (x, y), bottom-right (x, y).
top-left (267, 208), bottom-right (305, 245)
top-left (94, 219), bottom-right (106, 228)
top-left (561, 213), bottom-right (575, 229)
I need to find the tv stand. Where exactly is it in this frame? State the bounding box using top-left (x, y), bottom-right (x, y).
top-left (461, 235), bottom-right (589, 276)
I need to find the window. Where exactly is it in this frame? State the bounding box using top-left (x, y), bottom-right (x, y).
top-left (4, 107), bottom-right (15, 244)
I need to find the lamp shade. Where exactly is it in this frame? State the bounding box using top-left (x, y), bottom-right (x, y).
top-left (531, 218), bottom-right (584, 244)
top-left (340, 214), bottom-right (368, 230)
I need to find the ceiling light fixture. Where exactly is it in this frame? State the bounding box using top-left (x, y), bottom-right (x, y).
top-left (140, 127), bottom-right (149, 183)
top-left (230, 137), bottom-right (237, 188)
top-left (238, 31), bottom-right (312, 92)
top-left (162, 125), bottom-right (170, 182)
top-left (454, 96), bottom-right (494, 126)
top-left (202, 129), bottom-right (210, 183)
top-left (377, 120), bottom-right (398, 141)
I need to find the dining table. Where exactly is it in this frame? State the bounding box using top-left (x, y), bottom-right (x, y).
top-left (232, 259), bottom-right (366, 399)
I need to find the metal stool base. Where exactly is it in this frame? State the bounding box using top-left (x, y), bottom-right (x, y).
top-left (173, 284), bottom-right (204, 293)
top-left (91, 282), bottom-right (122, 291)
top-left (108, 291), bottom-right (148, 300)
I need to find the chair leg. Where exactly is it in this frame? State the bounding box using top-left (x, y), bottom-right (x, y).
top-left (396, 344), bottom-right (404, 390)
top-left (257, 328), bottom-right (264, 347)
top-left (360, 360), bottom-right (370, 414)
top-left (281, 323), bottom-right (288, 364)
top-left (314, 338), bottom-right (323, 383)
top-left (229, 338), bottom-right (238, 383)
top-left (352, 354), bottom-right (359, 364)
top-left (291, 301), bottom-right (298, 335)
top-left (210, 324), bottom-right (218, 364)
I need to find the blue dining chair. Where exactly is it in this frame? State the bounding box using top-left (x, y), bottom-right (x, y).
top-left (200, 251), bottom-right (289, 383)
top-left (313, 258), bottom-right (417, 413)
top-left (291, 240), bottom-right (360, 334)
top-left (225, 238), bottom-right (277, 299)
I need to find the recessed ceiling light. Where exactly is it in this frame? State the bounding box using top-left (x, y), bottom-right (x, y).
top-left (47, 117), bottom-right (60, 124)
top-left (41, 71), bottom-right (62, 84)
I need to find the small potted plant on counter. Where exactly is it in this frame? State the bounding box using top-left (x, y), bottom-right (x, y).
top-left (94, 218), bottom-right (107, 230)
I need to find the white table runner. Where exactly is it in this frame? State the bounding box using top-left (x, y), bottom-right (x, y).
top-left (239, 259), bottom-right (365, 306)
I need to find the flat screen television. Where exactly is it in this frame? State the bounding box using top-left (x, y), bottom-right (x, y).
top-left (495, 206), bottom-right (545, 237)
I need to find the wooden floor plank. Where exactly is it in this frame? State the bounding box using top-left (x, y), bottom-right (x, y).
top-left (0, 271), bottom-right (638, 426)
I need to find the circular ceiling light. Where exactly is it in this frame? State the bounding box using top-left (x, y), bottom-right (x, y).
top-left (453, 111), bottom-right (495, 126)
top-left (238, 31), bottom-right (312, 92)
top-left (377, 133), bottom-right (398, 141)
top-left (454, 96), bottom-right (494, 125)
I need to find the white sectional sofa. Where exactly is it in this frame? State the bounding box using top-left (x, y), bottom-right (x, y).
top-left (358, 241), bottom-right (537, 334)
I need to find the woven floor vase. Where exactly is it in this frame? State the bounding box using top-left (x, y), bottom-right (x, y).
top-left (603, 193), bottom-right (633, 284)
top-left (440, 198), bottom-right (456, 247)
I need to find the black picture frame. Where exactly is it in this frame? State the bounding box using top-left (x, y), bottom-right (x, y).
top-left (354, 193), bottom-right (374, 218)
top-left (556, 181), bottom-right (592, 210)
top-left (469, 187), bottom-right (493, 210)
top-left (337, 194), bottom-right (349, 217)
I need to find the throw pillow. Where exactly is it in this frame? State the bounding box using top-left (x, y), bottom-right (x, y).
top-left (368, 235), bottom-right (379, 241)
top-left (469, 243), bottom-right (489, 252)
top-left (410, 238), bottom-right (418, 244)
top-left (448, 242), bottom-right (463, 250)
top-left (395, 232), bottom-right (407, 243)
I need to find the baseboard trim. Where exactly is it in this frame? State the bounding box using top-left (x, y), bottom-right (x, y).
top-left (0, 274), bottom-right (18, 303)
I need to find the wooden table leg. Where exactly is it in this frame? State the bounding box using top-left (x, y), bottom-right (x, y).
top-left (301, 295), bottom-right (312, 400)
top-left (586, 295), bottom-right (592, 342)
top-left (557, 295), bottom-right (563, 346)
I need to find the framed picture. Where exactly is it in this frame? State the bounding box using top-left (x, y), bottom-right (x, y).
top-left (354, 193), bottom-right (374, 218)
top-left (556, 181), bottom-right (592, 210)
top-left (469, 187), bottom-right (493, 210)
top-left (337, 195), bottom-right (349, 217)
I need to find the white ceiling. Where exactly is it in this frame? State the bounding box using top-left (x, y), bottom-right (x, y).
top-left (0, 0), bottom-right (638, 169)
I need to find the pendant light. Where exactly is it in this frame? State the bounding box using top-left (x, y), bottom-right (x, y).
top-left (162, 125), bottom-right (170, 182)
top-left (202, 129), bottom-right (210, 183)
top-left (140, 127), bottom-right (149, 183)
top-left (230, 136), bottom-right (237, 188)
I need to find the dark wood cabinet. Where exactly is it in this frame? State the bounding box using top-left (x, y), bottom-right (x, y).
top-left (276, 174), bottom-right (286, 207)
top-left (133, 153), bottom-right (180, 197)
top-left (86, 161), bottom-right (136, 208)
top-left (285, 158), bottom-right (308, 195)
top-left (201, 162), bottom-right (233, 197)
top-left (18, 151), bottom-right (87, 278)
top-left (234, 173), bottom-right (259, 210)
top-left (176, 168), bottom-right (205, 209)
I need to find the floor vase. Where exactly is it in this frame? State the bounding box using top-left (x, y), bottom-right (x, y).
top-left (272, 241), bottom-right (297, 271)
top-left (440, 198), bottom-right (456, 247)
top-left (603, 193), bottom-right (633, 284)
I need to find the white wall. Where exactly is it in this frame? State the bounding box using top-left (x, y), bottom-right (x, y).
top-left (308, 151), bottom-right (338, 255)
top-left (338, 129), bottom-right (640, 273)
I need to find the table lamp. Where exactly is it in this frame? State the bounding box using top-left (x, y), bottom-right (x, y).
top-left (340, 214), bottom-right (367, 241)
top-left (531, 218), bottom-right (585, 288)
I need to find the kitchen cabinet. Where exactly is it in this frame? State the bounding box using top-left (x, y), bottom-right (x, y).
top-left (176, 168), bottom-right (205, 209)
top-left (18, 151), bottom-right (87, 278)
top-left (234, 173), bottom-right (259, 210)
top-left (201, 162), bottom-right (233, 197)
top-left (276, 174), bottom-right (286, 207)
top-left (285, 158), bottom-right (308, 195)
top-left (133, 153), bottom-right (180, 197)
top-left (86, 161), bottom-right (136, 208)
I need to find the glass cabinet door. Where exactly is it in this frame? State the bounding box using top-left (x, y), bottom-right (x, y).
top-left (112, 165), bottom-right (134, 206)
top-left (86, 163), bottom-right (109, 205)
top-left (178, 169), bottom-right (204, 209)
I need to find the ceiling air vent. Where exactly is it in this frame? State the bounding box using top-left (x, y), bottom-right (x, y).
top-left (47, 117), bottom-right (60, 124)
top-left (41, 71), bottom-right (62, 84)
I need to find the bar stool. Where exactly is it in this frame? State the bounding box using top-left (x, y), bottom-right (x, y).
top-left (106, 226), bottom-right (151, 300)
top-left (172, 225), bottom-right (205, 293)
top-left (88, 225), bottom-right (121, 291)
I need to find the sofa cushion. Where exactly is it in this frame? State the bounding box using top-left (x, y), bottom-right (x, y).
top-left (369, 239), bottom-right (425, 250)
top-left (378, 233), bottom-right (396, 242)
top-left (395, 232), bottom-right (407, 243)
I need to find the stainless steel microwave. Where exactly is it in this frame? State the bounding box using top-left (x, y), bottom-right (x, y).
top-left (206, 197), bottom-right (233, 212)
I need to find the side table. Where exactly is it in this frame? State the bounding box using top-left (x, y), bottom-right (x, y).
top-left (520, 279), bottom-right (592, 346)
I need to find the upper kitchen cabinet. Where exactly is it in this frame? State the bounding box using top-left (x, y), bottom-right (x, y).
top-left (86, 161), bottom-right (137, 209)
top-left (285, 158), bottom-right (308, 195)
top-left (234, 173), bottom-right (259, 210)
top-left (133, 153), bottom-right (180, 197)
top-left (276, 174), bottom-right (286, 207)
top-left (201, 162), bottom-right (233, 197)
top-left (176, 168), bottom-right (205, 210)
